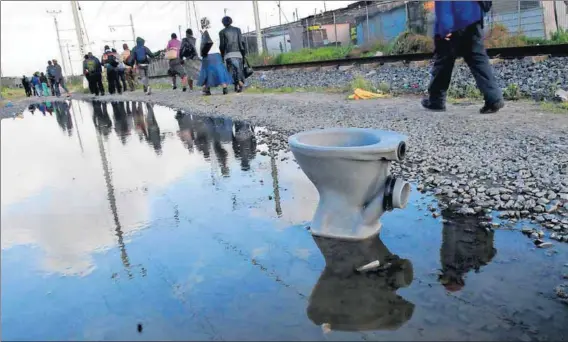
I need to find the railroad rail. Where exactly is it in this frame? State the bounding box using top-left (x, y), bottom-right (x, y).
top-left (148, 43), bottom-right (568, 78)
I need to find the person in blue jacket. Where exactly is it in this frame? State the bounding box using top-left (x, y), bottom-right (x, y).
top-left (422, 1), bottom-right (504, 114)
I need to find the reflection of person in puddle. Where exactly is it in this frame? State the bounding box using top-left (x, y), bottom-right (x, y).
top-left (132, 102), bottom-right (148, 142)
top-left (212, 118), bottom-right (231, 177)
top-left (176, 113), bottom-right (196, 153)
top-left (438, 211), bottom-right (497, 292)
top-left (111, 101), bottom-right (132, 145)
top-left (193, 117), bottom-right (212, 159)
top-left (145, 103), bottom-right (164, 155)
top-left (308, 235), bottom-right (415, 332)
top-left (54, 101), bottom-right (73, 136)
top-left (92, 101), bottom-right (113, 138)
top-left (231, 121), bottom-right (257, 171)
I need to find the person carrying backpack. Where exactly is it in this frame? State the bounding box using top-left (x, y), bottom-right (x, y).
top-left (84, 52), bottom-right (105, 96)
top-left (46, 61), bottom-right (57, 95)
top-left (422, 1), bottom-right (503, 114)
top-left (166, 33), bottom-right (189, 91)
top-left (102, 45), bottom-right (122, 95)
top-left (180, 28), bottom-right (199, 91)
top-left (128, 37), bottom-right (155, 95)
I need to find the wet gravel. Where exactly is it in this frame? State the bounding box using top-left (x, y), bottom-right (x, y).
top-left (249, 56), bottom-right (568, 100)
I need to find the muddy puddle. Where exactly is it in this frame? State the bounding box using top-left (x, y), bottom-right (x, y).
top-left (1, 100), bottom-right (567, 341)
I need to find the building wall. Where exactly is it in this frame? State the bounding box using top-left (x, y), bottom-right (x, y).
top-left (321, 23), bottom-right (351, 47)
top-left (265, 34), bottom-right (292, 55)
top-left (485, 6), bottom-right (545, 38)
top-left (355, 4), bottom-right (407, 44)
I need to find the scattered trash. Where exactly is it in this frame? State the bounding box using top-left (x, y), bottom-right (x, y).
top-left (321, 323), bottom-right (331, 334)
top-left (348, 88), bottom-right (388, 100)
top-left (554, 88), bottom-right (568, 102)
top-left (5, 101), bottom-right (13, 107)
top-left (534, 239), bottom-right (553, 248)
top-left (356, 260), bottom-right (381, 273)
top-left (137, 323), bottom-right (143, 333)
top-left (374, 51), bottom-right (384, 57)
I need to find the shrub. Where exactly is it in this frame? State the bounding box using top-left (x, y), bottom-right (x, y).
top-left (389, 31), bottom-right (434, 55)
top-left (503, 83), bottom-right (521, 101)
top-left (350, 76), bottom-right (375, 92)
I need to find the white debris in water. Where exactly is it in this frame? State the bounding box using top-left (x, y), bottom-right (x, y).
top-left (356, 260), bottom-right (381, 273)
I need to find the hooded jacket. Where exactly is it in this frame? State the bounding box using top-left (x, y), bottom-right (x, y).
top-left (180, 35), bottom-right (197, 60)
top-left (53, 63), bottom-right (64, 80)
top-left (84, 55), bottom-right (102, 75)
top-left (128, 37), bottom-right (154, 65)
top-left (46, 65), bottom-right (56, 79)
top-left (434, 1), bottom-right (484, 37)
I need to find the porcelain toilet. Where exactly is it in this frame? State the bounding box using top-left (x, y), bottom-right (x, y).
top-left (288, 128), bottom-right (410, 240)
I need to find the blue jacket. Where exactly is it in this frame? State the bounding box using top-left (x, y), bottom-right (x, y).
top-left (31, 76), bottom-right (40, 86)
top-left (434, 1), bottom-right (484, 37)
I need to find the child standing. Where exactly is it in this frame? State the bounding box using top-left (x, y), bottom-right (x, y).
top-left (31, 73), bottom-right (42, 97)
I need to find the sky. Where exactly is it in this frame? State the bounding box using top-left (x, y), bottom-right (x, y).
top-left (1, 0), bottom-right (355, 77)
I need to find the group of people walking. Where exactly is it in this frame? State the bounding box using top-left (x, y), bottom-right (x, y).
top-left (165, 15), bottom-right (250, 96)
top-left (21, 59), bottom-right (69, 98)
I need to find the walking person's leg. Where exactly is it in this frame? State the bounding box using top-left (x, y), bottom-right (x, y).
top-left (107, 71), bottom-right (116, 94)
top-left (126, 69), bottom-right (135, 91)
top-left (53, 80), bottom-right (61, 97)
top-left (460, 22), bottom-right (504, 114)
top-left (115, 71), bottom-right (122, 94)
top-left (119, 70), bottom-right (127, 91)
top-left (423, 37), bottom-right (457, 111)
top-left (141, 66), bottom-right (150, 94)
top-left (96, 73), bottom-right (105, 96)
top-left (36, 85), bottom-right (43, 97)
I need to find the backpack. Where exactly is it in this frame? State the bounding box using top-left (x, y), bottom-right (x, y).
top-left (107, 53), bottom-right (119, 68)
top-left (478, 1), bottom-right (492, 12)
top-left (134, 45), bottom-right (147, 63)
top-left (180, 38), bottom-right (197, 59)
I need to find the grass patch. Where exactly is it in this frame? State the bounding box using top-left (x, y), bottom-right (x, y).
top-left (1, 87), bottom-right (26, 101)
top-left (349, 76), bottom-right (376, 92)
top-left (503, 83), bottom-right (521, 101)
top-left (540, 101), bottom-right (568, 114)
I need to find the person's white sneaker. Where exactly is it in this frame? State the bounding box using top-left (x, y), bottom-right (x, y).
top-left (146, 86), bottom-right (152, 95)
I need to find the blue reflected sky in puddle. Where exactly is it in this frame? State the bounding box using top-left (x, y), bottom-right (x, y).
top-left (1, 100), bottom-right (567, 341)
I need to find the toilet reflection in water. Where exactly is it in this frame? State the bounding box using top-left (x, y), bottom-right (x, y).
top-left (308, 234), bottom-right (414, 332)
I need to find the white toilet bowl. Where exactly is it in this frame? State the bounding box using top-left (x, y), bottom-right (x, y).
top-left (289, 128), bottom-right (410, 240)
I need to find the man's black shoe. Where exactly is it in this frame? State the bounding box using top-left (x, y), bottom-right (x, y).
top-left (479, 100), bottom-right (504, 114)
top-left (421, 98), bottom-right (446, 111)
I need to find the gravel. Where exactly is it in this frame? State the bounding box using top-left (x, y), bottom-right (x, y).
top-left (1, 85), bottom-right (568, 241)
top-left (248, 56), bottom-right (568, 101)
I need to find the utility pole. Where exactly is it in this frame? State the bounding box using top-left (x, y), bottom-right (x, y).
top-left (185, 1), bottom-right (190, 28)
top-left (66, 43), bottom-right (74, 76)
top-left (277, 1), bottom-right (286, 52)
top-left (296, 8), bottom-right (299, 22)
top-left (323, 1), bottom-right (327, 12)
top-left (77, 2), bottom-right (91, 49)
top-left (47, 10), bottom-right (68, 76)
top-left (252, 0), bottom-right (263, 54)
top-left (70, 1), bottom-right (86, 57)
top-left (365, 1), bottom-right (370, 43)
top-left (178, 25), bottom-right (182, 38)
top-left (192, 1), bottom-right (199, 32)
top-left (130, 14), bottom-right (136, 42)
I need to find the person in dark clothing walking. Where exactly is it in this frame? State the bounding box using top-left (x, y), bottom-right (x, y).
top-left (84, 52), bottom-right (105, 96)
top-left (422, 1), bottom-right (504, 114)
top-left (128, 37), bottom-right (155, 95)
top-left (113, 48), bottom-right (128, 92)
top-left (52, 59), bottom-right (69, 97)
top-left (219, 16), bottom-right (246, 93)
top-left (102, 45), bottom-right (122, 95)
top-left (22, 75), bottom-right (32, 97)
top-left (46, 61), bottom-right (57, 95)
top-left (180, 28), bottom-right (199, 91)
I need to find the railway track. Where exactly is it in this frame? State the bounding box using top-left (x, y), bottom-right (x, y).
top-left (252, 43), bottom-right (568, 71)
top-left (148, 44), bottom-right (568, 78)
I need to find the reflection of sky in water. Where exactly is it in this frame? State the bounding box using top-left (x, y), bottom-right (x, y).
top-left (2, 101), bottom-right (568, 341)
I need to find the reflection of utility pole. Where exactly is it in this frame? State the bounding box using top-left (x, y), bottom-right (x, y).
top-left (268, 139), bottom-right (282, 217)
top-left (93, 104), bottom-right (142, 279)
top-left (69, 101), bottom-right (84, 152)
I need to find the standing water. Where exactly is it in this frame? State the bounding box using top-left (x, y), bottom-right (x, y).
top-left (1, 101), bottom-right (567, 341)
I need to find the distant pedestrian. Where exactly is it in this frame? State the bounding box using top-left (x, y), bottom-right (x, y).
top-left (128, 37), bottom-right (155, 95)
top-left (197, 17), bottom-right (232, 96)
top-left (31, 73), bottom-right (42, 97)
top-left (52, 59), bottom-right (70, 97)
top-left (39, 72), bottom-right (50, 96)
top-left (219, 16), bottom-right (246, 93)
top-left (166, 33), bottom-right (189, 91)
top-left (102, 46), bottom-right (122, 95)
top-left (22, 75), bottom-right (31, 97)
top-left (121, 43), bottom-right (136, 91)
top-left (422, 1), bottom-right (504, 114)
top-left (180, 28), bottom-right (199, 91)
top-left (113, 47), bottom-right (128, 92)
top-left (84, 52), bottom-right (105, 96)
top-left (46, 60), bottom-right (57, 95)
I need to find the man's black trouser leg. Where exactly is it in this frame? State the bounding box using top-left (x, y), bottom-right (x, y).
top-left (107, 70), bottom-right (117, 94)
top-left (94, 73), bottom-right (105, 95)
top-left (86, 75), bottom-right (96, 95)
top-left (119, 70), bottom-right (127, 92)
top-left (460, 22), bottom-right (503, 105)
top-left (427, 38), bottom-right (456, 105)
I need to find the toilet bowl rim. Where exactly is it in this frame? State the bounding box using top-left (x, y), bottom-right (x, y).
top-left (288, 128), bottom-right (407, 155)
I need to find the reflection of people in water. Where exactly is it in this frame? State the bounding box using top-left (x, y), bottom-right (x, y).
top-left (54, 101), bottom-right (74, 136)
top-left (92, 101), bottom-right (113, 138)
top-left (231, 121), bottom-right (257, 171)
top-left (132, 102), bottom-right (148, 142)
top-left (438, 211), bottom-right (497, 292)
top-left (38, 103), bottom-right (47, 115)
top-left (308, 235), bottom-right (414, 332)
top-left (145, 103), bottom-right (164, 155)
top-left (28, 104), bottom-right (36, 114)
top-left (46, 102), bottom-right (54, 116)
top-left (211, 117), bottom-right (232, 177)
top-left (111, 101), bottom-right (132, 145)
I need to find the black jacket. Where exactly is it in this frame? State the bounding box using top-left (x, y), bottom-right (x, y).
top-left (180, 36), bottom-right (197, 60)
top-left (219, 25), bottom-right (245, 58)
